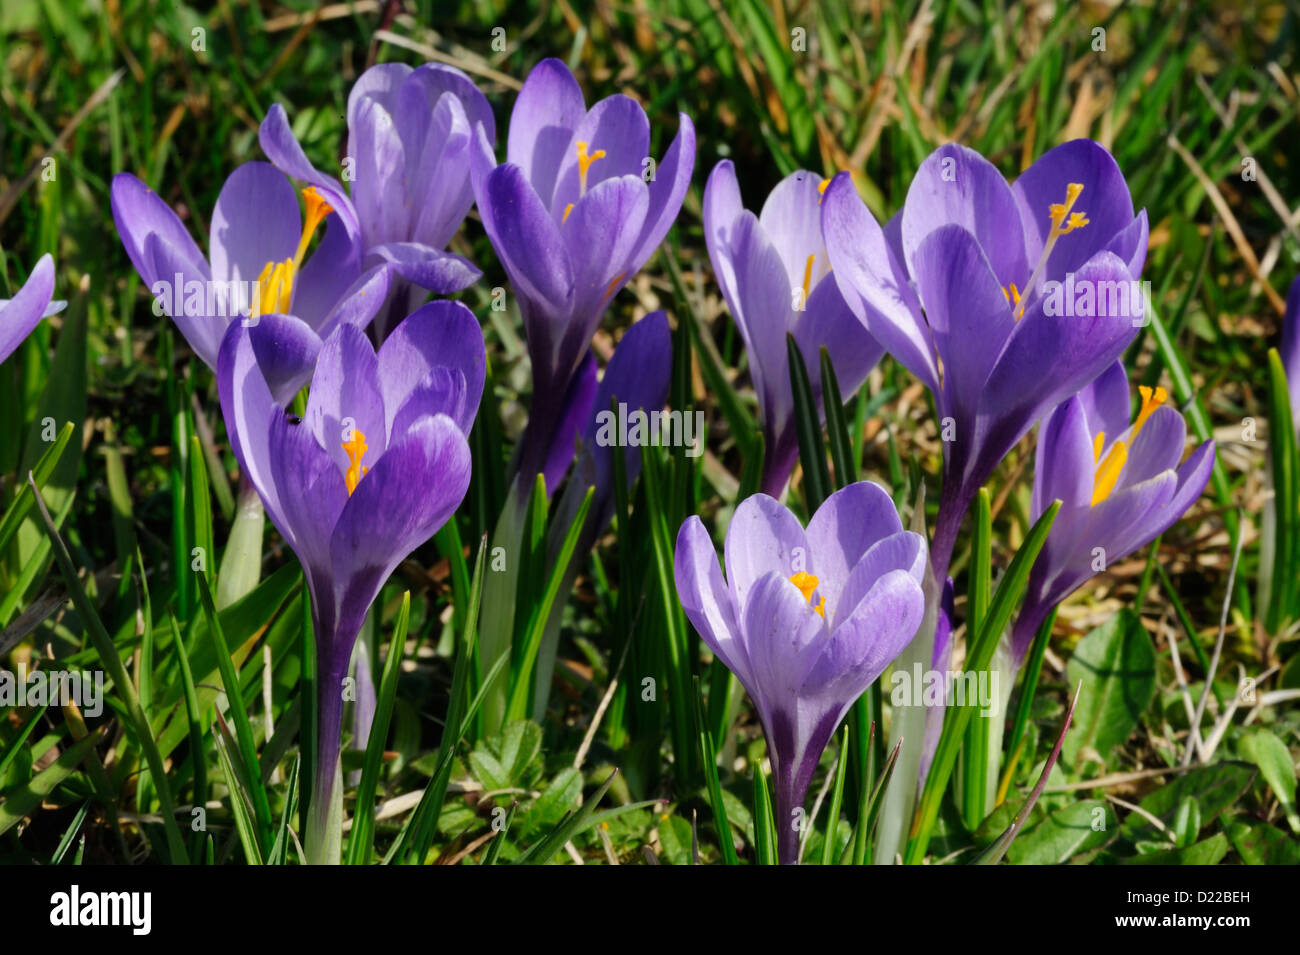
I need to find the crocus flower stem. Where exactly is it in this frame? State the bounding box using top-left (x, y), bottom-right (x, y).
top-left (306, 639), bottom-right (349, 866)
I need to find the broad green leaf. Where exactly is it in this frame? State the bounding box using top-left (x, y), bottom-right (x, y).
top-left (1238, 729), bottom-right (1299, 832)
top-left (1007, 800), bottom-right (1115, 864)
top-left (1119, 832), bottom-right (1229, 865)
top-left (1062, 610), bottom-right (1156, 768)
top-left (1122, 762), bottom-right (1256, 843)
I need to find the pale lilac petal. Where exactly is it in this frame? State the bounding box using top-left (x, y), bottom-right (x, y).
top-left (561, 174), bottom-right (649, 324)
top-left (314, 264), bottom-right (392, 339)
top-left (376, 299), bottom-right (485, 438)
top-left (805, 481), bottom-right (907, 613)
top-left (247, 312), bottom-right (323, 405)
top-left (209, 162), bottom-right (302, 288)
top-left (507, 58), bottom-right (585, 209)
top-left (366, 242), bottom-right (480, 293)
top-left (350, 98), bottom-right (410, 248)
top-left (821, 173), bottom-right (938, 393)
top-left (1033, 396), bottom-right (1095, 518)
top-left (305, 324), bottom-right (387, 478)
top-left (675, 516), bottom-right (751, 686)
top-left (549, 95), bottom-right (650, 219)
top-left (217, 322), bottom-right (287, 531)
top-left (902, 143), bottom-right (1027, 290)
top-left (0, 254), bottom-right (55, 365)
top-left (628, 113), bottom-right (695, 270)
top-left (144, 233), bottom-right (223, 368)
top-left (111, 173), bottom-right (208, 288)
top-left (724, 493), bottom-right (809, 612)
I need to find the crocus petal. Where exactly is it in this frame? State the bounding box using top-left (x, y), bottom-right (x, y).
top-left (830, 531), bottom-right (928, 632)
top-left (217, 322), bottom-right (287, 531)
top-left (305, 324), bottom-right (387, 477)
top-left (0, 254), bottom-right (56, 365)
top-left (702, 161), bottom-right (744, 308)
top-left (403, 91), bottom-right (473, 248)
top-left (1282, 277), bottom-right (1300, 422)
top-left (268, 402), bottom-right (349, 576)
top-left (805, 480), bottom-right (908, 614)
top-left (1105, 209), bottom-right (1149, 280)
top-left (247, 313), bottom-right (323, 405)
top-left (110, 173), bottom-right (208, 289)
top-left (389, 368), bottom-right (468, 445)
top-left (584, 310), bottom-right (673, 516)
top-left (1013, 139), bottom-right (1137, 285)
top-left (293, 215), bottom-right (365, 331)
top-left (792, 277), bottom-right (883, 417)
top-left (724, 493), bottom-right (809, 612)
top-left (722, 211), bottom-right (796, 423)
top-left (257, 104), bottom-right (360, 243)
top-left (902, 143), bottom-right (1027, 291)
top-left (209, 162), bottom-right (302, 287)
top-left (376, 299), bottom-right (485, 438)
top-left (627, 113), bottom-right (696, 271)
top-left (350, 98), bottom-right (410, 249)
top-left (541, 351), bottom-right (598, 494)
top-left (330, 413), bottom-right (471, 592)
top-left (366, 242), bottom-right (480, 293)
top-left (1077, 359), bottom-right (1131, 441)
top-left (821, 173), bottom-right (938, 393)
top-left (974, 251), bottom-right (1141, 484)
top-left (561, 174), bottom-right (649, 325)
top-left (758, 170), bottom-right (829, 289)
top-left (675, 516), bottom-right (750, 686)
top-left (314, 263), bottom-right (392, 339)
top-left (473, 155), bottom-right (575, 325)
top-left (346, 63), bottom-right (412, 133)
top-left (910, 223), bottom-right (1013, 422)
top-left (1033, 396), bottom-right (1096, 518)
top-left (1120, 404), bottom-right (1187, 489)
top-left (549, 95), bottom-right (650, 219)
top-left (144, 232), bottom-right (222, 368)
top-left (741, 572), bottom-right (830, 728)
top-left (507, 58), bottom-right (586, 210)
top-left (805, 567), bottom-right (925, 702)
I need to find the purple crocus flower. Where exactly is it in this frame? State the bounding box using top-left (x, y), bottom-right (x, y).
top-left (469, 57), bottom-right (695, 488)
top-left (703, 162), bottom-right (883, 497)
top-left (217, 299), bottom-right (483, 863)
top-left (1, 254), bottom-right (64, 364)
top-left (822, 140), bottom-right (1148, 578)
top-left (675, 483), bottom-right (926, 864)
top-left (1279, 277), bottom-right (1300, 422)
top-left (1009, 361), bottom-right (1215, 663)
top-left (112, 163), bottom-right (390, 392)
top-left (259, 62), bottom-right (492, 336)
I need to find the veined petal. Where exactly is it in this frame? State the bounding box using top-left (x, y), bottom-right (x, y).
top-left (742, 571), bottom-right (830, 727)
top-left (110, 173), bottom-right (208, 288)
top-left (0, 254), bottom-right (56, 365)
top-left (675, 516), bottom-right (751, 687)
top-left (144, 232), bottom-right (223, 369)
top-left (549, 94), bottom-right (650, 219)
top-left (350, 97), bottom-right (410, 247)
top-left (910, 223), bottom-right (1014, 422)
top-left (473, 156), bottom-right (575, 327)
top-left (821, 173), bottom-right (938, 393)
top-left (1077, 359), bottom-right (1131, 442)
top-left (257, 104), bottom-right (361, 246)
top-left (247, 313), bottom-right (323, 406)
top-left (758, 169), bottom-right (829, 290)
top-left (724, 493), bottom-right (809, 612)
top-left (345, 63), bottom-right (413, 131)
top-left (627, 113), bottom-right (695, 271)
top-left (366, 242), bottom-right (481, 294)
top-left (1120, 404), bottom-right (1187, 490)
top-left (305, 323), bottom-right (387, 478)
top-left (561, 174), bottom-right (649, 326)
top-left (330, 413), bottom-right (471, 593)
top-left (805, 481), bottom-right (908, 615)
top-left (217, 322), bottom-right (287, 532)
top-left (314, 263), bottom-right (392, 340)
top-left (1033, 396), bottom-right (1095, 519)
top-left (376, 299), bottom-right (485, 438)
top-left (293, 215), bottom-right (366, 331)
top-left (902, 143), bottom-right (1028, 291)
top-left (507, 58), bottom-right (585, 209)
top-left (209, 162), bottom-right (302, 287)
top-left (268, 396), bottom-right (349, 574)
top-left (1012, 139), bottom-right (1137, 286)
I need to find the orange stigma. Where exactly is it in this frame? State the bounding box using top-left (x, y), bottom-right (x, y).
top-left (576, 141), bottom-right (606, 196)
top-left (342, 427), bottom-right (369, 496)
top-left (789, 572), bottom-right (826, 618)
